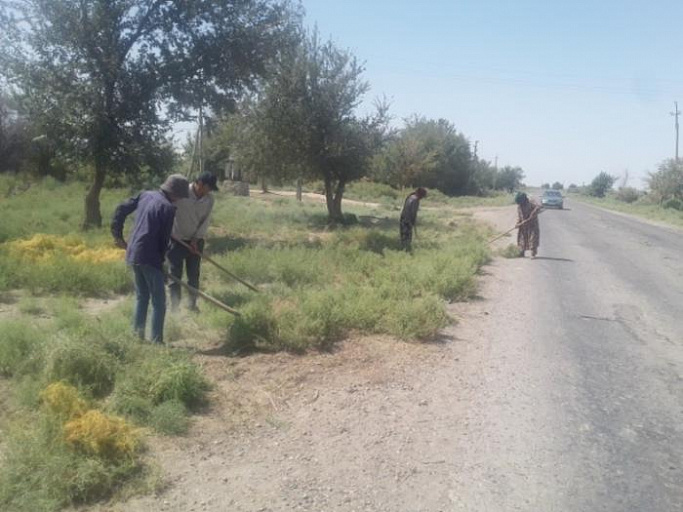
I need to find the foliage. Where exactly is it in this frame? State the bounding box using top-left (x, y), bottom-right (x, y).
top-left (43, 336), bottom-right (119, 398)
top-left (112, 350), bottom-right (210, 412)
top-left (64, 410), bottom-right (142, 460)
top-left (647, 159), bottom-right (683, 203)
top-left (148, 400), bottom-right (191, 436)
top-left (40, 381), bottom-right (88, 419)
top-left (574, 194), bottom-right (683, 229)
top-left (551, 181), bottom-right (564, 190)
top-left (373, 116), bottom-right (474, 195)
top-left (663, 198), bottom-right (683, 211)
top-left (567, 183), bottom-right (579, 193)
top-left (0, 320), bottom-right (46, 377)
top-left (541, 183), bottom-right (550, 189)
top-left (226, 30), bottom-right (388, 222)
top-left (589, 172), bottom-right (616, 198)
top-left (0, 93), bottom-right (32, 173)
top-left (495, 166), bottom-right (525, 193)
top-left (499, 244), bottom-right (522, 258)
top-left (615, 187), bottom-right (640, 203)
top-left (0, 412), bottom-right (145, 511)
top-left (0, 0), bottom-right (300, 227)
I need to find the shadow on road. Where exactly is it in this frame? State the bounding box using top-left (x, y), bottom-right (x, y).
top-left (534, 256), bottom-right (574, 262)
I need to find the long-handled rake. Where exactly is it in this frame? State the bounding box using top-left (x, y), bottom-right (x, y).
top-left (173, 238), bottom-right (259, 293)
top-left (487, 207), bottom-right (545, 245)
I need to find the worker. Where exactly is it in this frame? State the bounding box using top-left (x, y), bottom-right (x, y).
top-left (167, 172), bottom-right (218, 312)
top-left (515, 192), bottom-right (541, 258)
top-left (111, 174), bottom-right (189, 344)
top-left (400, 187), bottom-right (427, 251)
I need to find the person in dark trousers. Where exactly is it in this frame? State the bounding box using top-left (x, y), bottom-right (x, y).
top-left (167, 172), bottom-right (218, 312)
top-left (400, 187), bottom-right (427, 251)
top-left (111, 174), bottom-right (189, 344)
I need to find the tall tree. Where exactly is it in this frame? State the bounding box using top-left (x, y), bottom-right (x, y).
top-left (372, 116), bottom-right (473, 195)
top-left (0, 0), bottom-right (299, 228)
top-left (230, 31), bottom-right (388, 222)
top-left (495, 166), bottom-right (525, 193)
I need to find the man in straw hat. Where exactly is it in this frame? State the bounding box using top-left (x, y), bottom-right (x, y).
top-left (111, 174), bottom-right (190, 344)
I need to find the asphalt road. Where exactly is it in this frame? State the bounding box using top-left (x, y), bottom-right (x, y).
top-left (448, 199), bottom-right (683, 511)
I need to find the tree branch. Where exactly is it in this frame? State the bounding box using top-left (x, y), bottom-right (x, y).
top-left (120, 0), bottom-right (168, 61)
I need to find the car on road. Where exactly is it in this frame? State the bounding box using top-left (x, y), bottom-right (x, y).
top-left (541, 189), bottom-right (564, 209)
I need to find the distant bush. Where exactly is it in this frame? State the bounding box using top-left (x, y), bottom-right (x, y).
top-left (589, 172), bottom-right (616, 198)
top-left (345, 181), bottom-right (400, 203)
top-left (615, 187), bottom-right (640, 203)
top-left (663, 198), bottom-right (683, 211)
top-left (647, 159), bottom-right (683, 204)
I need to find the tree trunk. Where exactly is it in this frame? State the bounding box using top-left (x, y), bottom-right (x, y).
top-left (82, 160), bottom-right (106, 230)
top-left (260, 176), bottom-right (268, 193)
top-left (324, 175), bottom-right (344, 224)
top-left (296, 177), bottom-right (303, 201)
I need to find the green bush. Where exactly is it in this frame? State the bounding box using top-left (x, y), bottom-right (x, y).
top-left (43, 337), bottom-right (119, 398)
top-left (615, 187), bottom-right (641, 204)
top-left (0, 413), bottom-right (143, 512)
top-left (113, 349), bottom-right (209, 412)
top-left (149, 400), bottom-right (191, 435)
top-left (0, 321), bottom-right (47, 377)
top-left (663, 198), bottom-right (683, 211)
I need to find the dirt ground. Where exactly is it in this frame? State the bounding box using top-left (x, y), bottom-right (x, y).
top-left (86, 205), bottom-right (518, 512)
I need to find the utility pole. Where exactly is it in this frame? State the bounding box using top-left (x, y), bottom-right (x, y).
top-left (671, 101), bottom-right (680, 162)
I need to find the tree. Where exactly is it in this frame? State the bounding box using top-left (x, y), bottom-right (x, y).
top-left (0, 0), bottom-right (299, 228)
top-left (372, 116), bottom-right (473, 196)
top-left (589, 171), bottom-right (616, 198)
top-left (0, 93), bottom-right (30, 173)
top-left (647, 159), bottom-right (683, 203)
top-left (495, 166), bottom-right (525, 193)
top-left (541, 183), bottom-right (550, 189)
top-left (468, 159), bottom-right (497, 195)
top-left (551, 181), bottom-right (563, 190)
top-left (230, 31), bottom-right (388, 223)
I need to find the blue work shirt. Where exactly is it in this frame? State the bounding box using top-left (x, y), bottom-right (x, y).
top-left (111, 190), bottom-right (176, 270)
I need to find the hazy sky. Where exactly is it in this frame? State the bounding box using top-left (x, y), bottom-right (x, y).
top-left (303, 0), bottom-right (683, 188)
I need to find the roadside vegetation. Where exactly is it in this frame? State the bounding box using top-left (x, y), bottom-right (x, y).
top-left (571, 160), bottom-right (683, 229)
top-left (0, 1), bottom-right (520, 508)
top-left (0, 177), bottom-right (505, 510)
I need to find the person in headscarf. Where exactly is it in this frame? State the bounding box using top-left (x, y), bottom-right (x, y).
top-left (400, 187), bottom-right (427, 251)
top-left (515, 192), bottom-right (541, 258)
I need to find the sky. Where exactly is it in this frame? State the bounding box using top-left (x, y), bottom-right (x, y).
top-left (302, 0), bottom-right (683, 188)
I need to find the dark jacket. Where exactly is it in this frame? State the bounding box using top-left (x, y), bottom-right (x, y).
top-left (111, 190), bottom-right (176, 270)
top-left (400, 194), bottom-right (420, 226)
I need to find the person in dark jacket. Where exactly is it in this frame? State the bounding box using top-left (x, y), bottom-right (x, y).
top-left (399, 187), bottom-right (427, 251)
top-left (111, 174), bottom-right (189, 344)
